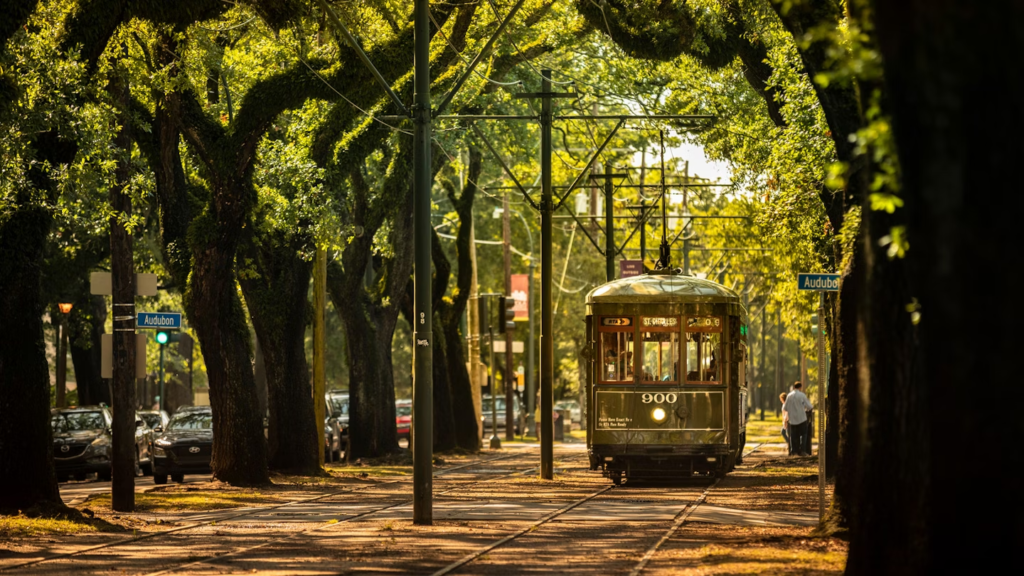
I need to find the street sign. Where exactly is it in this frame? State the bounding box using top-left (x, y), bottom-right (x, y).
top-left (620, 260), bottom-right (643, 278)
top-left (797, 273), bottom-right (840, 291)
top-left (90, 272), bottom-right (158, 296)
top-left (491, 341), bottom-right (524, 354)
top-left (137, 312), bottom-right (182, 330)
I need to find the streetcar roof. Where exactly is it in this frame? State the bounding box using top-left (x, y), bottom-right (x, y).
top-left (586, 273), bottom-right (740, 304)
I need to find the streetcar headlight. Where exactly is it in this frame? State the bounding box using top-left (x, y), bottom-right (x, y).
top-left (651, 407), bottom-right (666, 422)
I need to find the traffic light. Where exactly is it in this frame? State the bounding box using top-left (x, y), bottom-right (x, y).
top-left (156, 331), bottom-right (181, 346)
top-left (497, 296), bottom-right (516, 334)
top-left (810, 314), bottom-right (819, 335)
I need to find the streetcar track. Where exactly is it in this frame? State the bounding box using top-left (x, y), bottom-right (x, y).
top-left (142, 453), bottom-right (546, 576)
top-left (627, 441), bottom-right (767, 575)
top-left (1, 451), bottom-right (523, 572)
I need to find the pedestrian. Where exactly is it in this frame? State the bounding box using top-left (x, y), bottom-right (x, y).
top-left (783, 382), bottom-right (813, 456)
top-left (779, 392), bottom-right (791, 452)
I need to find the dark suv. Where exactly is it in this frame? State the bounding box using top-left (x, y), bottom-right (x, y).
top-left (152, 406), bottom-right (213, 484)
top-left (51, 406), bottom-right (155, 481)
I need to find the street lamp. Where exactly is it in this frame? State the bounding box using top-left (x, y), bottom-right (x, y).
top-left (56, 301), bottom-right (73, 407)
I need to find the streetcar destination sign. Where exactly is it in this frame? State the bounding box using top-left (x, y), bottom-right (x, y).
top-left (137, 312), bottom-right (182, 330)
top-left (798, 273), bottom-right (841, 291)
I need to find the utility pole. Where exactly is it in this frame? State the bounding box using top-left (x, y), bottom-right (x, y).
top-left (682, 160), bottom-right (691, 275)
top-left (502, 193), bottom-right (515, 441)
top-left (411, 0), bottom-right (432, 525)
top-left (110, 46), bottom-right (136, 512)
top-left (604, 165), bottom-right (615, 281)
top-left (539, 69), bottom-right (555, 480)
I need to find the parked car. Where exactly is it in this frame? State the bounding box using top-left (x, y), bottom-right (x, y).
top-left (554, 400), bottom-right (582, 424)
top-left (323, 394), bottom-right (343, 462)
top-left (138, 409), bottom-right (170, 432)
top-left (152, 406), bottom-right (212, 484)
top-left (395, 399), bottom-right (411, 442)
top-left (50, 406), bottom-right (154, 481)
top-left (327, 391), bottom-right (349, 446)
top-left (480, 394), bottom-right (522, 436)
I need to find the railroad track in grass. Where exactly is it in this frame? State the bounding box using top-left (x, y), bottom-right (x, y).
top-left (1, 451), bottom-right (526, 573)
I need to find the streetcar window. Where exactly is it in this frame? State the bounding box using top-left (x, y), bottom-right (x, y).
top-left (600, 331), bottom-right (635, 383)
top-left (685, 316), bottom-right (723, 384)
top-left (641, 331), bottom-right (678, 382)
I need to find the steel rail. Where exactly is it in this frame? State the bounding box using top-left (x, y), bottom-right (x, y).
top-left (628, 441), bottom-right (766, 576)
top-left (143, 453), bottom-right (542, 576)
top-left (430, 484), bottom-right (615, 576)
top-left (0, 452), bottom-right (523, 572)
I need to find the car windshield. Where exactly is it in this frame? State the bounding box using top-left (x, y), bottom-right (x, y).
top-left (51, 411), bottom-right (105, 432)
top-left (330, 395), bottom-right (349, 417)
top-left (140, 414), bottom-right (163, 429)
top-left (482, 398), bottom-right (507, 412)
top-left (396, 404), bottom-right (412, 417)
top-left (168, 412), bottom-right (212, 430)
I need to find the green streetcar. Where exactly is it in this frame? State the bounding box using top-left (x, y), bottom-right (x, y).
top-left (584, 271), bottom-right (749, 485)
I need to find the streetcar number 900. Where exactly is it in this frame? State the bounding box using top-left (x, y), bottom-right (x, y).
top-left (641, 393), bottom-right (677, 404)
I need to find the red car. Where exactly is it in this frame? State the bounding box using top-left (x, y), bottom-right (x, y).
top-left (396, 399), bottom-right (411, 441)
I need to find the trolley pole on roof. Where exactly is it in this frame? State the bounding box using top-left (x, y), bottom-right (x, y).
top-left (412, 0), bottom-right (433, 525)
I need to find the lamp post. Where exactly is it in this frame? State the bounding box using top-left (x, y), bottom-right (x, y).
top-left (56, 302), bottom-right (73, 408)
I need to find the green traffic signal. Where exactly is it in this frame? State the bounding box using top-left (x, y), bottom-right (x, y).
top-left (156, 331), bottom-right (169, 345)
top-left (810, 313), bottom-right (819, 335)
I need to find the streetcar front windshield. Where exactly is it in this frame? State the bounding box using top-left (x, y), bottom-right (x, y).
top-left (641, 331), bottom-right (678, 382)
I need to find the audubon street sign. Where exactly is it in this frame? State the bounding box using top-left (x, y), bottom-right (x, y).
top-left (137, 312), bottom-right (182, 330)
top-left (797, 273), bottom-right (841, 291)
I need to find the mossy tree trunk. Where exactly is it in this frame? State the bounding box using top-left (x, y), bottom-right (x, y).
top-left (238, 234), bottom-right (319, 474)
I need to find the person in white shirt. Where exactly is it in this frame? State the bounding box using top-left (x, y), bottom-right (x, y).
top-left (783, 382), bottom-right (814, 456)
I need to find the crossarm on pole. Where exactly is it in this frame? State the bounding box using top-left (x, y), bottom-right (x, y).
top-left (553, 203), bottom-right (605, 256)
top-left (470, 123), bottom-right (540, 210)
top-left (552, 118), bottom-right (625, 211)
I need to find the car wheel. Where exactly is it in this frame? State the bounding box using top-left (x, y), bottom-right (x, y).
top-left (73, 472), bottom-right (86, 481)
top-left (325, 444), bottom-right (333, 463)
top-left (171, 473), bottom-right (184, 483)
top-left (97, 469), bottom-right (112, 481)
top-left (154, 473), bottom-right (168, 485)
top-left (333, 448), bottom-right (341, 461)
top-left (57, 473), bottom-right (70, 483)
top-left (134, 450), bottom-right (142, 477)
top-left (141, 460), bottom-right (153, 476)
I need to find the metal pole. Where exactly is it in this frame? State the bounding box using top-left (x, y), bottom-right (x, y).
top-left (605, 164), bottom-right (615, 281)
top-left (313, 247), bottom-right (326, 466)
top-left (540, 69), bottom-right (554, 480)
top-left (158, 344), bottom-right (164, 414)
top-left (760, 306), bottom-right (766, 420)
top-left (526, 257), bottom-right (536, 436)
top-left (412, 0), bottom-right (433, 525)
top-left (775, 310), bottom-right (783, 417)
top-left (56, 320), bottom-right (67, 408)
top-left (817, 291), bottom-right (827, 521)
top-left (488, 322), bottom-right (500, 449)
top-left (503, 194), bottom-right (514, 442)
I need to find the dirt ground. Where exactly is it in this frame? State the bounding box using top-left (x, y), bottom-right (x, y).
top-left (0, 437), bottom-right (846, 575)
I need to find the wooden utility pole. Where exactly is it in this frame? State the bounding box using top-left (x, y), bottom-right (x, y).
top-left (503, 193), bottom-right (515, 441)
top-left (109, 47), bottom-right (137, 512)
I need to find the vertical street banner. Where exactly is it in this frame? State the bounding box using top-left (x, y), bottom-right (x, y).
top-left (511, 274), bottom-right (529, 321)
top-left (620, 260), bottom-right (643, 278)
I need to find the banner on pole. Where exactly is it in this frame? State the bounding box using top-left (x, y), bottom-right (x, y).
top-left (511, 274), bottom-right (528, 321)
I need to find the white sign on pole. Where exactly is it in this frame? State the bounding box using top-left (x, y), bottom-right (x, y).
top-left (491, 341), bottom-right (524, 354)
top-left (90, 272), bottom-right (159, 296)
top-left (100, 334), bottom-right (147, 378)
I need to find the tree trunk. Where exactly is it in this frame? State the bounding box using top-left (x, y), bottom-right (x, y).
top-left (0, 202), bottom-right (63, 511)
top-left (0, 131), bottom-right (75, 511)
top-left (69, 295), bottom-right (109, 407)
top-left (846, 0), bottom-right (1024, 571)
top-left (329, 261), bottom-right (400, 458)
top-left (239, 238), bottom-right (319, 474)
